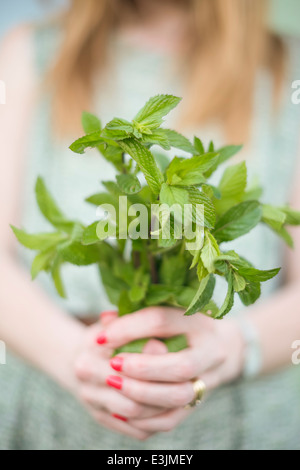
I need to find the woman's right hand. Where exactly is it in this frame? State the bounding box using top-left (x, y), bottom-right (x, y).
top-left (73, 311), bottom-right (169, 441)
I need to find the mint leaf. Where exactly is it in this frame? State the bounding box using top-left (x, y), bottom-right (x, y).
top-left (194, 137), bottom-right (205, 155)
top-left (213, 271), bottom-right (235, 319)
top-left (219, 162), bottom-right (247, 198)
top-left (82, 112), bottom-right (101, 134)
top-left (31, 249), bottom-right (55, 280)
top-left (188, 187), bottom-right (216, 229)
top-left (238, 281), bottom-right (261, 306)
top-left (114, 338), bottom-right (149, 356)
top-left (102, 118), bottom-right (134, 140)
top-left (164, 335), bottom-right (189, 352)
top-left (201, 232), bottom-right (220, 272)
top-left (185, 274), bottom-right (216, 316)
top-left (162, 129), bottom-right (196, 154)
top-left (214, 201), bottom-right (262, 242)
top-left (51, 257), bottom-right (66, 298)
top-left (118, 138), bottom-right (164, 195)
top-left (116, 174), bottom-right (142, 195)
top-left (134, 94), bottom-right (182, 130)
top-left (281, 207), bottom-right (300, 225)
top-left (69, 132), bottom-right (104, 154)
top-left (205, 145), bottom-right (243, 177)
top-left (233, 272), bottom-right (246, 292)
top-left (10, 226), bottom-right (65, 251)
top-left (232, 264), bottom-right (280, 282)
top-left (35, 178), bottom-right (74, 233)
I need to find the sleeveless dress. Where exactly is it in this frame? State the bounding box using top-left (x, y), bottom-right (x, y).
top-left (0, 27), bottom-right (300, 450)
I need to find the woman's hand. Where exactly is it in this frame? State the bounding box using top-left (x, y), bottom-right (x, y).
top-left (96, 307), bottom-right (245, 434)
top-left (72, 310), bottom-right (172, 441)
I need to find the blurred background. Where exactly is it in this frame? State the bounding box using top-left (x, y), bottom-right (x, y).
top-left (1, 0), bottom-right (300, 39)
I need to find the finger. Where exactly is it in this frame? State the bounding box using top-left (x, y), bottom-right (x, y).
top-left (142, 338), bottom-right (169, 355)
top-left (90, 408), bottom-right (153, 441)
top-left (130, 408), bottom-right (191, 433)
top-left (106, 375), bottom-right (195, 409)
top-left (100, 310), bottom-right (119, 327)
top-left (79, 385), bottom-right (166, 420)
top-left (96, 307), bottom-right (194, 349)
top-left (110, 344), bottom-right (224, 382)
top-left (74, 353), bottom-right (112, 384)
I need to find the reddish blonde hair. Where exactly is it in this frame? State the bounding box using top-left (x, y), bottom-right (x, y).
top-left (47, 0), bottom-right (285, 141)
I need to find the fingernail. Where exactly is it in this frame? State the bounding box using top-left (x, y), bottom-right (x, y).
top-left (100, 310), bottom-right (117, 318)
top-left (96, 334), bottom-right (107, 345)
top-left (110, 357), bottom-right (124, 372)
top-left (106, 375), bottom-right (123, 390)
top-left (112, 414), bottom-right (127, 422)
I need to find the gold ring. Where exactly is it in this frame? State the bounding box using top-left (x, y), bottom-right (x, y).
top-left (185, 379), bottom-right (206, 409)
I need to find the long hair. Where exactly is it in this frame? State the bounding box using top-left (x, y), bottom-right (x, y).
top-left (47, 0), bottom-right (285, 141)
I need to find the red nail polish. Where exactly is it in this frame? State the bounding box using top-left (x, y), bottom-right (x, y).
top-left (106, 375), bottom-right (123, 390)
top-left (110, 357), bottom-right (124, 372)
top-left (100, 310), bottom-right (117, 318)
top-left (112, 414), bottom-right (127, 422)
top-left (96, 334), bottom-right (107, 345)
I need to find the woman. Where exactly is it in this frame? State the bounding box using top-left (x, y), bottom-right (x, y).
top-left (0, 0), bottom-right (300, 450)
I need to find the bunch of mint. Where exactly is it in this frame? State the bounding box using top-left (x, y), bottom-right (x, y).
top-left (12, 95), bottom-right (300, 353)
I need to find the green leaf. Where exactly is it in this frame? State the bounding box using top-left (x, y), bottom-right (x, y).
top-left (238, 281), bottom-right (261, 306)
top-left (213, 201), bottom-right (262, 242)
top-left (134, 94), bottom-right (182, 129)
top-left (166, 154), bottom-right (219, 187)
top-left (162, 129), bottom-right (196, 154)
top-left (185, 274), bottom-right (216, 316)
top-left (262, 205), bottom-right (286, 226)
top-left (200, 232), bottom-right (220, 273)
top-left (118, 290), bottom-right (140, 316)
top-left (194, 137), bottom-right (205, 155)
top-left (160, 183), bottom-right (189, 208)
top-left (281, 207), bottom-right (300, 226)
top-left (116, 174), bottom-right (142, 195)
top-left (99, 266), bottom-right (127, 306)
top-left (114, 338), bottom-right (149, 356)
top-left (219, 161), bottom-right (247, 198)
top-left (35, 178), bottom-right (74, 233)
top-left (232, 264), bottom-right (280, 282)
top-left (58, 241), bottom-right (100, 266)
top-left (264, 220), bottom-right (294, 248)
top-left (233, 272), bottom-right (246, 292)
top-left (205, 145), bottom-right (243, 177)
top-left (118, 138), bottom-right (164, 195)
top-left (141, 129), bottom-right (171, 150)
top-left (85, 193), bottom-right (118, 206)
top-left (187, 187), bottom-right (216, 229)
top-left (31, 249), bottom-right (55, 280)
top-left (213, 271), bottom-right (235, 319)
top-left (159, 255), bottom-right (188, 286)
top-left (197, 258), bottom-right (209, 281)
top-left (102, 118), bottom-right (134, 140)
top-left (51, 257), bottom-right (66, 298)
top-left (82, 222), bottom-right (100, 246)
top-left (163, 335), bottom-right (189, 352)
top-left (145, 285), bottom-right (176, 306)
top-left (10, 226), bottom-right (66, 251)
top-left (81, 111), bottom-right (101, 134)
top-left (69, 132), bottom-right (104, 154)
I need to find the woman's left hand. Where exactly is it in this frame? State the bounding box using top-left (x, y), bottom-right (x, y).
top-left (97, 307), bottom-right (245, 433)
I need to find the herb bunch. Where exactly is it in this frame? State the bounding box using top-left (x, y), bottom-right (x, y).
top-left (12, 95), bottom-right (300, 353)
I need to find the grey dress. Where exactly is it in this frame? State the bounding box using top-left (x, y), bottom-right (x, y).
top-left (0, 27), bottom-right (300, 450)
